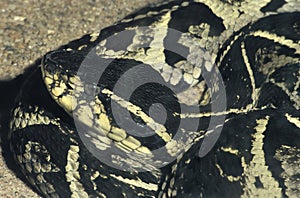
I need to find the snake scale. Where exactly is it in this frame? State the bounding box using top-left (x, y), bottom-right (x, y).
top-left (5, 0), bottom-right (300, 197)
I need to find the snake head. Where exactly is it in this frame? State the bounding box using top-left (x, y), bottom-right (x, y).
top-left (41, 33), bottom-right (102, 113)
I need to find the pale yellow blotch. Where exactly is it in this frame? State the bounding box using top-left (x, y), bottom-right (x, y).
top-left (53, 73), bottom-right (59, 81)
top-left (121, 136), bottom-right (141, 150)
top-left (110, 174), bottom-right (158, 191)
top-left (91, 138), bottom-right (110, 151)
top-left (98, 113), bottom-right (111, 133)
top-left (177, 81), bottom-right (205, 106)
top-left (13, 118), bottom-right (21, 129)
top-left (21, 120), bottom-right (27, 129)
top-left (110, 126), bottom-right (127, 139)
top-left (285, 113), bottom-right (300, 128)
top-left (32, 161), bottom-right (42, 173)
top-left (78, 44), bottom-right (87, 51)
top-left (170, 68), bottom-right (182, 86)
top-left (44, 76), bottom-right (53, 87)
top-left (183, 73), bottom-right (194, 84)
top-left (41, 163), bottom-right (52, 173)
top-left (165, 139), bottom-right (187, 157)
top-left (58, 95), bottom-right (77, 113)
top-left (135, 146), bottom-right (152, 154)
top-left (181, 1), bottom-right (189, 7)
top-left (69, 76), bottom-right (82, 86)
top-left (192, 66), bottom-right (201, 79)
top-left (36, 173), bottom-right (45, 184)
top-left (115, 142), bottom-right (132, 153)
top-left (90, 32), bottom-right (99, 42)
top-left (96, 135), bottom-right (112, 145)
top-left (74, 105), bottom-right (94, 127)
top-left (221, 147), bottom-right (239, 155)
top-left (65, 145), bottom-right (89, 198)
top-left (51, 86), bottom-right (65, 97)
top-left (241, 116), bottom-right (282, 197)
top-left (91, 171), bottom-right (100, 180)
top-left (107, 132), bottom-right (125, 142)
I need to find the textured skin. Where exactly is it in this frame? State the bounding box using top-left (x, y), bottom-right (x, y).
top-left (8, 0), bottom-right (300, 197)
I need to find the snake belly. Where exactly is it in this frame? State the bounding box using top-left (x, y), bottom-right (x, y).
top-left (8, 0), bottom-right (300, 197)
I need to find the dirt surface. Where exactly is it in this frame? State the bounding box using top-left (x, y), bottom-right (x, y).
top-left (0, 0), bottom-right (155, 197)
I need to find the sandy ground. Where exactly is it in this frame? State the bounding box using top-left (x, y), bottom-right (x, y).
top-left (0, 0), bottom-right (155, 197)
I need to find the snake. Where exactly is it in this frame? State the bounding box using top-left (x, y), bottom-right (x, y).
top-left (6, 0), bottom-right (300, 197)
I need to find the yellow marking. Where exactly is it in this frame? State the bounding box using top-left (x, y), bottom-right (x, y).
top-left (98, 113), bottom-right (111, 132)
top-left (241, 42), bottom-right (260, 108)
top-left (44, 76), bottom-right (53, 86)
top-left (183, 72), bottom-right (193, 84)
top-left (193, 66), bottom-right (201, 79)
top-left (90, 137), bottom-right (110, 151)
top-left (285, 113), bottom-right (300, 128)
top-left (42, 71), bottom-right (80, 113)
top-left (96, 135), bottom-right (112, 145)
top-left (22, 141), bottom-right (60, 179)
top-left (72, 94), bottom-right (153, 155)
top-left (121, 136), bottom-right (141, 150)
top-left (53, 73), bottom-right (59, 81)
top-left (221, 147), bottom-right (239, 155)
top-left (101, 88), bottom-right (171, 142)
top-left (135, 146), bottom-right (152, 154)
top-left (20, 120), bottom-right (27, 128)
top-left (181, 1), bottom-right (189, 7)
top-left (110, 174), bottom-right (158, 191)
top-left (11, 107), bottom-right (60, 131)
top-left (65, 145), bottom-right (89, 198)
top-left (110, 126), bottom-right (127, 139)
top-left (75, 105), bottom-right (94, 127)
top-left (241, 116), bottom-right (281, 197)
top-left (180, 106), bottom-right (268, 118)
top-left (216, 163), bottom-right (241, 182)
top-left (133, 12), bottom-right (173, 82)
top-left (69, 76), bottom-right (82, 87)
top-left (251, 30), bottom-right (300, 55)
top-left (196, 0), bottom-right (269, 33)
top-left (78, 44), bottom-right (87, 51)
top-left (217, 32), bottom-right (243, 67)
top-left (170, 68), bottom-right (182, 85)
top-left (99, 11), bottom-right (179, 85)
top-left (90, 171), bottom-right (100, 191)
top-left (115, 141), bottom-right (133, 152)
top-left (107, 132), bottom-right (124, 142)
top-left (58, 95), bottom-right (77, 113)
top-left (216, 146), bottom-right (241, 182)
top-left (165, 139), bottom-right (192, 157)
top-left (32, 161), bottom-right (42, 173)
top-left (91, 171), bottom-right (100, 180)
top-left (90, 32), bottom-right (99, 42)
top-left (277, 1), bottom-right (300, 13)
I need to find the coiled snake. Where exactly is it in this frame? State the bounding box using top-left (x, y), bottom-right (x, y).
top-left (6, 0), bottom-right (300, 197)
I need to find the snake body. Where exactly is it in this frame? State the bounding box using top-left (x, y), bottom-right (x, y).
top-left (7, 0), bottom-right (300, 197)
